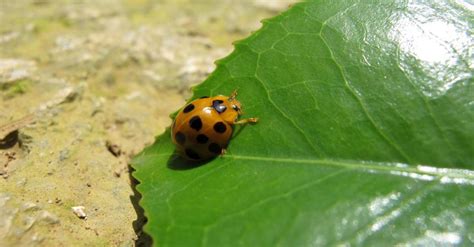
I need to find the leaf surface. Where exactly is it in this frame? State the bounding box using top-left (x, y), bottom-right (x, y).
top-left (133, 1), bottom-right (474, 246)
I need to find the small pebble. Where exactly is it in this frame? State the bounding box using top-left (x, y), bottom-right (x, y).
top-left (71, 206), bottom-right (87, 219)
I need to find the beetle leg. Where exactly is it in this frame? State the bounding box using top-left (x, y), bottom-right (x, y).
top-left (234, 117), bottom-right (258, 125)
top-left (220, 148), bottom-right (227, 156)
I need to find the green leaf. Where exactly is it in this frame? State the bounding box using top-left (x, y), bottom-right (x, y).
top-left (133, 1), bottom-right (474, 246)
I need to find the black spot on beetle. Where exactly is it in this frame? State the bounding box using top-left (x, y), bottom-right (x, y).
top-left (175, 131), bottom-right (186, 145)
top-left (208, 143), bottom-right (222, 154)
top-left (183, 104), bottom-right (195, 113)
top-left (189, 116), bottom-right (202, 131)
top-left (185, 148), bottom-right (200, 160)
top-left (212, 100), bottom-right (227, 114)
top-left (213, 122), bottom-right (227, 133)
top-left (196, 134), bottom-right (209, 144)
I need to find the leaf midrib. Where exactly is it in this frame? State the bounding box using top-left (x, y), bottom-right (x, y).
top-left (135, 151), bottom-right (474, 181)
top-left (229, 155), bottom-right (474, 180)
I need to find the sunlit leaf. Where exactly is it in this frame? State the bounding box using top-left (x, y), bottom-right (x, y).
top-left (133, 1), bottom-right (474, 246)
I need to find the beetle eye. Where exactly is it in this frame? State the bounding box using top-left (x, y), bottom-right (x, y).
top-left (232, 105), bottom-right (240, 111)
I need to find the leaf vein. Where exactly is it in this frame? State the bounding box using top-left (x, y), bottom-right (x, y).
top-left (254, 54), bottom-right (326, 157)
top-left (201, 169), bottom-right (348, 245)
top-left (319, 24), bottom-right (413, 164)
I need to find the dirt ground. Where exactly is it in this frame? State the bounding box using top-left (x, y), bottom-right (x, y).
top-left (0, 0), bottom-right (294, 246)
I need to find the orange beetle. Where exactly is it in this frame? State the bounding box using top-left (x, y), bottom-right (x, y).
top-left (171, 90), bottom-right (258, 161)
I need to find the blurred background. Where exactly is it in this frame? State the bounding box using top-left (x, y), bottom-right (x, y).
top-left (0, 0), bottom-right (295, 246)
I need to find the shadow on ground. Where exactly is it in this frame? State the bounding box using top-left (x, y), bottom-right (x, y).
top-left (128, 165), bottom-right (153, 247)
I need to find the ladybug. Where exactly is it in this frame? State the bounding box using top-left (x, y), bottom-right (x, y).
top-left (171, 90), bottom-right (258, 161)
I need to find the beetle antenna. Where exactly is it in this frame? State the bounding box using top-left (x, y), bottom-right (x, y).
top-left (229, 89), bottom-right (238, 101)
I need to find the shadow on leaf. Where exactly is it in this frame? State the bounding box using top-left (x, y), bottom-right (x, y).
top-left (167, 152), bottom-right (210, 170)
